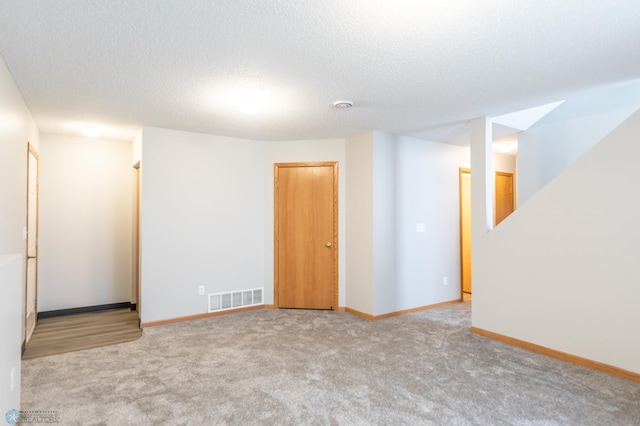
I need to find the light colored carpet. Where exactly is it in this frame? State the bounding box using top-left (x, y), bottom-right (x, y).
top-left (21, 302), bottom-right (640, 425)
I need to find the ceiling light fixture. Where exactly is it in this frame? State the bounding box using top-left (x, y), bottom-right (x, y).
top-left (495, 141), bottom-right (517, 154)
top-left (82, 125), bottom-right (101, 137)
top-left (234, 90), bottom-right (265, 115)
top-left (333, 100), bottom-right (354, 109)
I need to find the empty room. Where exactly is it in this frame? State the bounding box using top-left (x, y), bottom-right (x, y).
top-left (1, 1), bottom-right (639, 424)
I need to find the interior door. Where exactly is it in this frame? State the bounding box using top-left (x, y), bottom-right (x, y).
top-left (459, 168), bottom-right (472, 294)
top-left (495, 172), bottom-right (514, 225)
top-left (25, 143), bottom-right (39, 342)
top-left (274, 162), bottom-right (338, 309)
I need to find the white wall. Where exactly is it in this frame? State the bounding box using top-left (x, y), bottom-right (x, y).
top-left (264, 138), bottom-right (347, 305)
top-left (38, 134), bottom-right (133, 311)
top-left (132, 129), bottom-right (142, 165)
top-left (345, 131), bottom-right (470, 316)
top-left (131, 129), bottom-right (142, 304)
top-left (0, 55), bottom-right (40, 255)
top-left (0, 255), bottom-right (22, 417)
top-left (140, 127), bottom-right (265, 323)
top-left (144, 127), bottom-right (465, 321)
top-left (473, 109), bottom-right (640, 373)
top-left (372, 132), bottom-right (398, 315)
top-left (493, 152), bottom-right (516, 174)
top-left (345, 132), bottom-right (375, 314)
top-left (0, 53), bottom-right (40, 415)
top-left (391, 134), bottom-right (470, 314)
top-left (517, 81), bottom-right (640, 204)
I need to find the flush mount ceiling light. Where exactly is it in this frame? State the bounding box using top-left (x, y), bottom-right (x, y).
top-left (81, 125), bottom-right (101, 137)
top-left (494, 141), bottom-right (517, 154)
top-left (333, 100), bottom-right (354, 109)
top-left (234, 90), bottom-right (265, 115)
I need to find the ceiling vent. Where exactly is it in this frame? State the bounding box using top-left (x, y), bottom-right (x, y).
top-left (332, 100), bottom-right (353, 109)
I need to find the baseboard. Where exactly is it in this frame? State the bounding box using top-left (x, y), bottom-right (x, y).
top-left (141, 300), bottom-right (462, 327)
top-left (265, 304), bottom-right (345, 311)
top-left (38, 302), bottom-right (132, 319)
top-left (141, 304), bottom-right (265, 328)
top-left (344, 307), bottom-right (375, 320)
top-left (470, 327), bottom-right (640, 383)
top-left (346, 299), bottom-right (461, 320)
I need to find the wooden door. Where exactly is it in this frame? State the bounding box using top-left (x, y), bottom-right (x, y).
top-left (495, 172), bottom-right (514, 225)
top-left (274, 162), bottom-right (338, 309)
top-left (25, 143), bottom-right (39, 343)
top-left (459, 168), bottom-right (472, 294)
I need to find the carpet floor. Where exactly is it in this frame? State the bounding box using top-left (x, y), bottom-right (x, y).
top-left (21, 302), bottom-right (640, 425)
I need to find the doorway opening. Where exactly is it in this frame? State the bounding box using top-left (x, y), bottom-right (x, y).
top-left (495, 172), bottom-right (515, 226)
top-left (459, 168), bottom-right (517, 301)
top-left (133, 161), bottom-right (141, 317)
top-left (459, 168), bottom-right (472, 301)
top-left (25, 143), bottom-right (39, 345)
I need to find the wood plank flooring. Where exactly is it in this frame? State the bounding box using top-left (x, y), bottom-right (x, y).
top-left (23, 309), bottom-right (142, 360)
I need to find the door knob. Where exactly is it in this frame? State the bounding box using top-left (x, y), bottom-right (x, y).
top-left (325, 242), bottom-right (332, 247)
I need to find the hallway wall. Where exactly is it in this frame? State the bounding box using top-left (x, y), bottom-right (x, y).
top-left (473, 108), bottom-right (640, 374)
top-left (38, 134), bottom-right (133, 311)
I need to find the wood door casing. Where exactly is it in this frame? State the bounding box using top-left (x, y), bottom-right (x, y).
top-left (25, 143), bottom-right (39, 343)
top-left (495, 172), bottom-right (514, 226)
top-left (459, 168), bottom-right (472, 294)
top-left (274, 162), bottom-right (338, 309)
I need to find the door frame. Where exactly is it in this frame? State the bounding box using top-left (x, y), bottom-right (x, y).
top-left (133, 161), bottom-right (141, 317)
top-left (273, 162), bottom-right (339, 309)
top-left (494, 171), bottom-right (514, 226)
top-left (25, 142), bottom-right (39, 344)
top-left (458, 167), bottom-right (471, 299)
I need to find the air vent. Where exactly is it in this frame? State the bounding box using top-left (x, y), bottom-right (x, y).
top-left (208, 288), bottom-right (263, 313)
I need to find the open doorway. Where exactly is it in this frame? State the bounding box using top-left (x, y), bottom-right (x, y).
top-left (133, 161), bottom-right (141, 318)
top-left (459, 168), bottom-right (472, 301)
top-left (495, 172), bottom-right (514, 225)
top-left (459, 167), bottom-right (517, 301)
top-left (25, 143), bottom-right (39, 345)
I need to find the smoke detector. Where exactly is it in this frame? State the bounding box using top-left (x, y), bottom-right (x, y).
top-left (333, 100), bottom-right (354, 109)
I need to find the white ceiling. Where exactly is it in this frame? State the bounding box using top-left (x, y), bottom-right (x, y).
top-left (0, 0), bottom-right (639, 143)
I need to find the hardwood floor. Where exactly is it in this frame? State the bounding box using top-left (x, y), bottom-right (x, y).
top-left (23, 309), bottom-right (142, 360)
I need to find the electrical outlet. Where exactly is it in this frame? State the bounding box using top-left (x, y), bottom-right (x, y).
top-left (443, 276), bottom-right (448, 286)
top-left (198, 286), bottom-right (205, 296)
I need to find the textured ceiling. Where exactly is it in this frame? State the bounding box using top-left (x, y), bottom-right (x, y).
top-left (0, 0), bottom-right (639, 143)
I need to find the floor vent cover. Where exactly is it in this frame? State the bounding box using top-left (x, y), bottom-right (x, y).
top-left (208, 288), bottom-right (263, 313)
